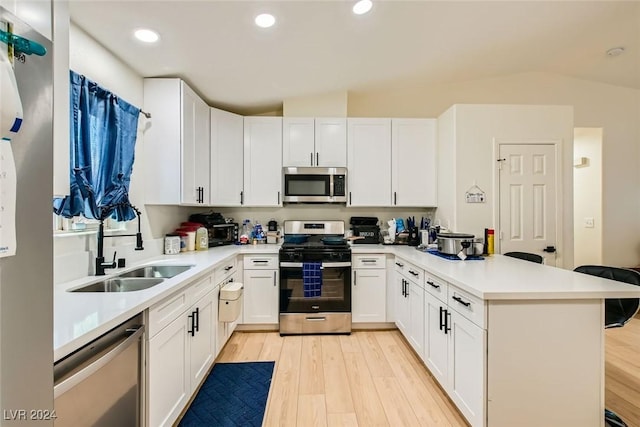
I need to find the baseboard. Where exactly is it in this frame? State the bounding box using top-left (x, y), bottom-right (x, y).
top-left (235, 322), bottom-right (397, 332)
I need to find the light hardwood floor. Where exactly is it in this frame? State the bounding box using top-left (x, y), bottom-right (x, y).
top-left (605, 316), bottom-right (640, 426)
top-left (210, 321), bottom-right (640, 427)
top-left (216, 330), bottom-right (468, 427)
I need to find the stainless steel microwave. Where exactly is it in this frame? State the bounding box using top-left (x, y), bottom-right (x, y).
top-left (283, 167), bottom-right (347, 203)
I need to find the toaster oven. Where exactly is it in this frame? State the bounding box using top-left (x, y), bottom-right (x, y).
top-left (188, 213), bottom-right (238, 247)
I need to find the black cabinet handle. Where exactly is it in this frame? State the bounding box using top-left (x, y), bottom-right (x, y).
top-left (316, 152), bottom-right (319, 166)
top-left (240, 191), bottom-right (244, 205)
top-left (439, 306), bottom-right (444, 331)
top-left (194, 307), bottom-right (200, 332)
top-left (310, 152), bottom-right (313, 166)
top-left (354, 271), bottom-right (357, 286)
top-left (409, 270), bottom-right (419, 277)
top-left (349, 192), bottom-right (352, 205)
top-left (395, 262), bottom-right (404, 267)
top-left (394, 191), bottom-right (397, 205)
top-left (452, 295), bottom-right (471, 307)
top-left (277, 191), bottom-right (280, 205)
top-left (224, 265), bottom-right (233, 271)
top-left (187, 312), bottom-right (195, 336)
top-left (444, 309), bottom-right (451, 334)
top-left (427, 280), bottom-right (439, 289)
top-left (273, 271), bottom-right (277, 287)
top-left (404, 280), bottom-right (409, 298)
top-left (401, 279), bottom-right (405, 297)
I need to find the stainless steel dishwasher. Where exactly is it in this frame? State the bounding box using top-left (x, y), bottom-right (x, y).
top-left (54, 314), bottom-right (145, 427)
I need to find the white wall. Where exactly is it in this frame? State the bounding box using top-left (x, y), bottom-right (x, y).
top-left (573, 128), bottom-right (603, 267)
top-left (283, 90), bottom-right (348, 117)
top-left (348, 71), bottom-right (640, 267)
top-left (435, 104), bottom-right (574, 268)
top-left (55, 24), bottom-right (165, 283)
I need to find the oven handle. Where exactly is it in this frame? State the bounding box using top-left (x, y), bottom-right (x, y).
top-left (279, 262), bottom-right (351, 268)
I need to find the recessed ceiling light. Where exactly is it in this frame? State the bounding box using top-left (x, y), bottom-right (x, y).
top-left (606, 47), bottom-right (625, 57)
top-left (134, 28), bottom-right (159, 43)
top-left (255, 13), bottom-right (276, 28)
top-left (353, 0), bottom-right (373, 15)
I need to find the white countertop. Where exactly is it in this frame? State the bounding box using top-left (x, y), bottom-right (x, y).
top-left (55, 242), bottom-right (640, 361)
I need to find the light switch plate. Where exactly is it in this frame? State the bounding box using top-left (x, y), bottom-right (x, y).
top-left (584, 217), bottom-right (595, 228)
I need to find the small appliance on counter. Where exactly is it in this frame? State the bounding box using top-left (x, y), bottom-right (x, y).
top-left (188, 212), bottom-right (238, 247)
top-left (437, 232), bottom-right (484, 257)
top-left (349, 217), bottom-right (380, 244)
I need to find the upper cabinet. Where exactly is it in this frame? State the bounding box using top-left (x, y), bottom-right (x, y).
top-left (210, 108), bottom-right (244, 206)
top-left (347, 118), bottom-right (437, 207)
top-left (347, 118), bottom-right (392, 206)
top-left (391, 118), bottom-right (437, 207)
top-left (143, 78), bottom-right (210, 205)
top-left (283, 117), bottom-right (346, 167)
top-left (243, 117), bottom-right (283, 207)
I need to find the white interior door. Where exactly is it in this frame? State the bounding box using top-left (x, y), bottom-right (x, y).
top-left (498, 144), bottom-right (558, 265)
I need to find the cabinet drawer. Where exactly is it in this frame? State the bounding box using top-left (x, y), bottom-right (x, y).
top-left (148, 289), bottom-right (190, 338)
top-left (244, 255), bottom-right (278, 270)
top-left (448, 285), bottom-right (485, 328)
top-left (424, 274), bottom-right (448, 303)
top-left (214, 257), bottom-right (237, 283)
top-left (353, 254), bottom-right (385, 269)
top-left (187, 275), bottom-right (214, 306)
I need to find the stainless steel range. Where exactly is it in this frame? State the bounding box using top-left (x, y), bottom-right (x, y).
top-left (279, 220), bottom-right (351, 335)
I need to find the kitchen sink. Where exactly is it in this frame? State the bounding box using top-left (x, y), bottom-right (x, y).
top-left (117, 265), bottom-right (194, 279)
top-left (70, 277), bottom-right (165, 292)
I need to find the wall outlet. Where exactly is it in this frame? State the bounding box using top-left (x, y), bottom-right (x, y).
top-left (584, 217), bottom-right (595, 228)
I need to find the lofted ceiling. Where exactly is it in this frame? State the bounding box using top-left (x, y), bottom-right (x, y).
top-left (69, 0), bottom-right (640, 115)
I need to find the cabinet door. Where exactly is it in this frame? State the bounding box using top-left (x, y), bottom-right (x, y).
top-left (210, 108), bottom-right (244, 206)
top-left (315, 118), bottom-right (347, 167)
top-left (148, 315), bottom-right (190, 427)
top-left (347, 118), bottom-right (391, 206)
top-left (243, 117), bottom-right (283, 206)
top-left (243, 269), bottom-right (279, 324)
top-left (283, 117), bottom-right (315, 167)
top-left (448, 310), bottom-right (486, 427)
top-left (424, 292), bottom-right (449, 387)
top-left (352, 269), bottom-right (386, 323)
top-left (394, 275), bottom-right (410, 334)
top-left (189, 290), bottom-right (216, 391)
top-left (407, 280), bottom-right (425, 358)
top-left (181, 83), bottom-right (210, 205)
top-left (143, 78), bottom-right (182, 204)
top-left (391, 118), bottom-right (437, 207)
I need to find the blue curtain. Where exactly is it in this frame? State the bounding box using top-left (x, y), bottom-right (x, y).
top-left (54, 71), bottom-right (140, 221)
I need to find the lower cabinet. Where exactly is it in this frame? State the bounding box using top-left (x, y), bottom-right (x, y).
top-left (243, 255), bottom-right (279, 324)
top-left (423, 274), bottom-right (486, 427)
top-left (352, 254), bottom-right (386, 323)
top-left (147, 274), bottom-right (216, 427)
top-left (394, 257), bottom-right (425, 358)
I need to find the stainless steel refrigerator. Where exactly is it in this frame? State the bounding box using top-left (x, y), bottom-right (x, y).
top-left (0, 6), bottom-right (54, 426)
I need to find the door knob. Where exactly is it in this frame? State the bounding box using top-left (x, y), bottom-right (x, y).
top-left (542, 246), bottom-right (556, 253)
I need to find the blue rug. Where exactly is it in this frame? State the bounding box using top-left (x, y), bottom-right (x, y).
top-left (178, 361), bottom-right (275, 427)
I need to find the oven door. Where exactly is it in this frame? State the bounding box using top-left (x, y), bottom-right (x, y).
top-left (279, 261), bottom-right (351, 313)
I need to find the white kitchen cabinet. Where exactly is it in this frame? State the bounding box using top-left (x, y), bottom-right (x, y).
top-left (243, 117), bottom-right (283, 206)
top-left (243, 255), bottom-right (279, 324)
top-left (143, 78), bottom-right (210, 205)
top-left (210, 107), bottom-right (244, 206)
top-left (283, 117), bottom-right (347, 167)
top-left (352, 254), bottom-right (386, 323)
top-left (213, 257), bottom-right (240, 353)
top-left (394, 257), bottom-right (425, 358)
top-left (347, 118), bottom-right (392, 206)
top-left (147, 274), bottom-right (215, 427)
top-left (147, 310), bottom-right (190, 427)
top-left (423, 273), bottom-right (486, 427)
top-left (391, 118), bottom-right (437, 207)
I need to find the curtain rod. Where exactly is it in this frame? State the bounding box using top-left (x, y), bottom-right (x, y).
top-left (140, 110), bottom-right (151, 119)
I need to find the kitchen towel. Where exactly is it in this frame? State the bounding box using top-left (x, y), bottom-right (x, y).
top-left (303, 261), bottom-right (322, 297)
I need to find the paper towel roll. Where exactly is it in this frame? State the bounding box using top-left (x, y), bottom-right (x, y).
top-left (0, 47), bottom-right (23, 141)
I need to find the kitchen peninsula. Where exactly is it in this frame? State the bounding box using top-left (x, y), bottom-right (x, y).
top-left (54, 245), bottom-right (640, 427)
